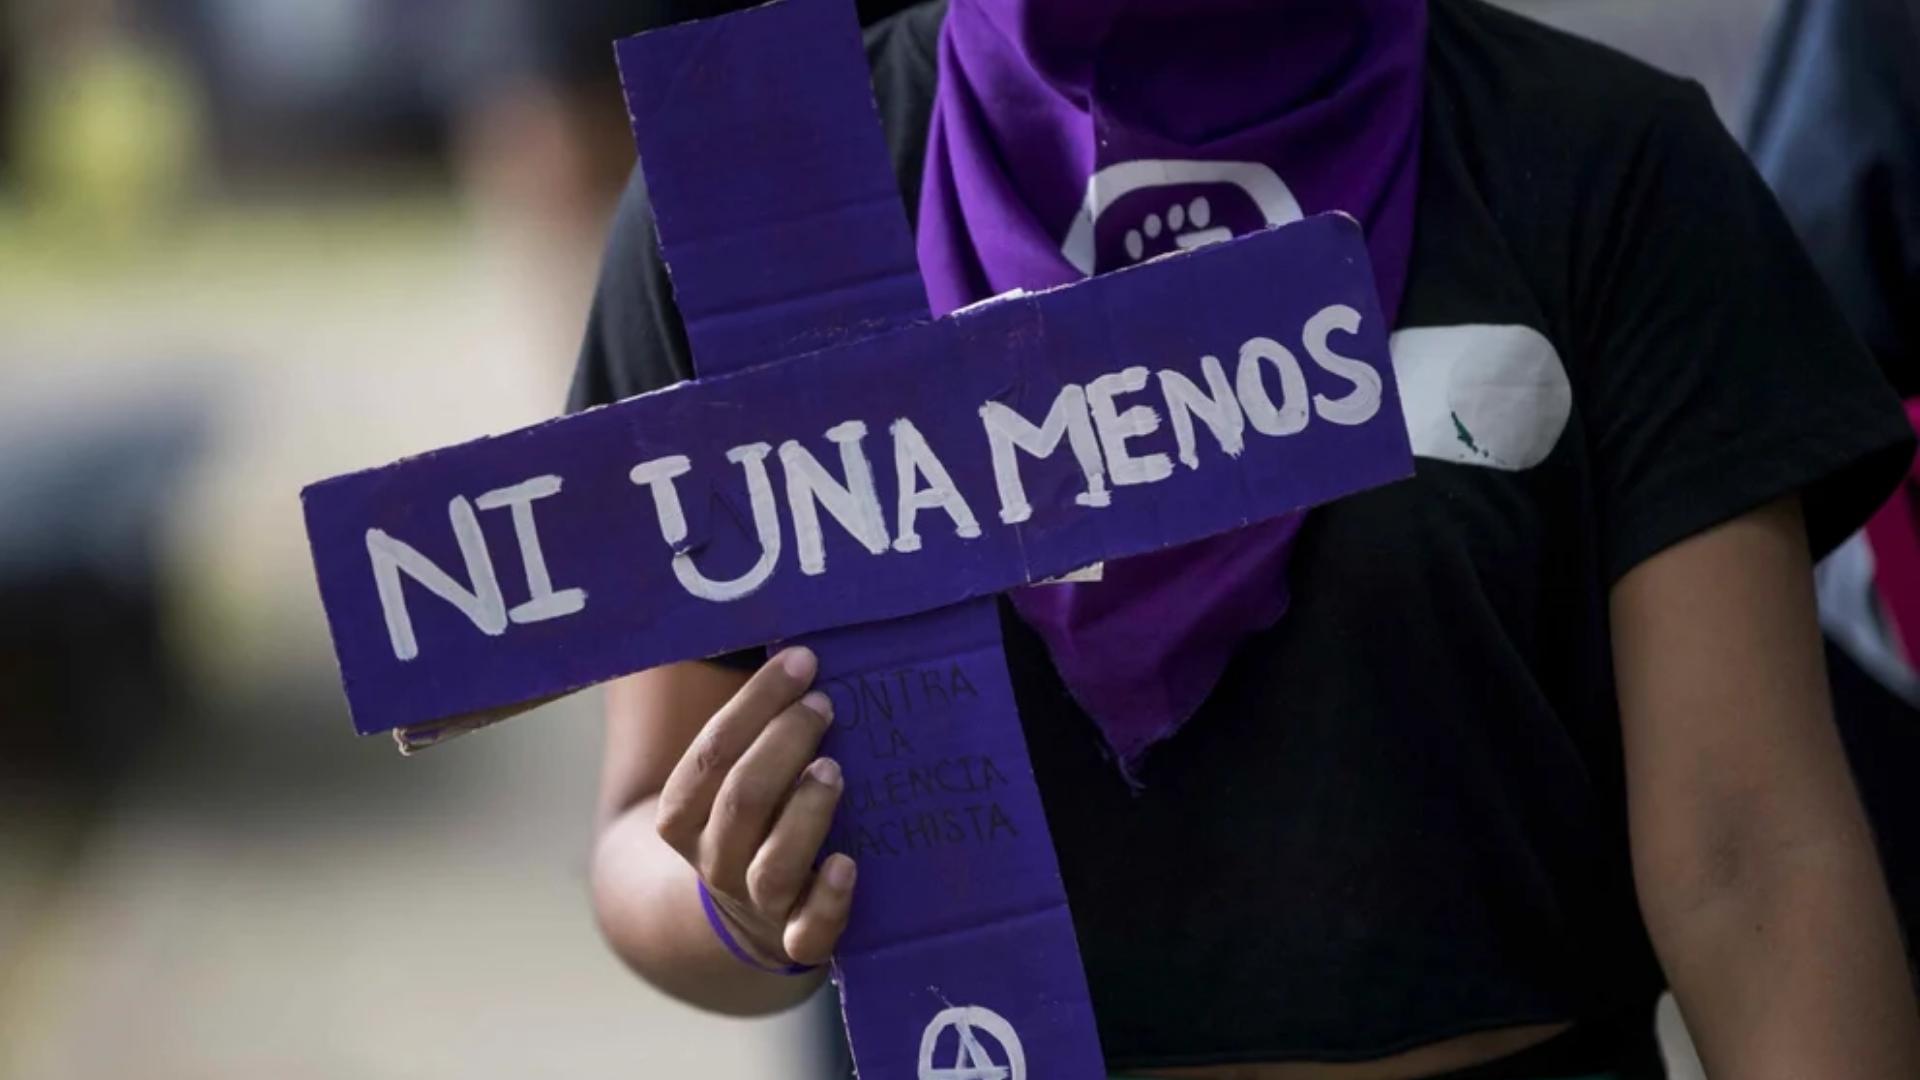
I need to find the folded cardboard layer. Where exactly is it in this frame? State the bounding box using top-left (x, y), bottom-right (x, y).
top-left (808, 597), bottom-right (1106, 1079)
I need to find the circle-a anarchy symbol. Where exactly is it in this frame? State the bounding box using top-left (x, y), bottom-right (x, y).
top-left (917, 1005), bottom-right (1026, 1080)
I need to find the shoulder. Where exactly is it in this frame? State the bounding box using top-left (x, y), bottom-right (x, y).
top-left (1419, 0), bottom-right (1759, 344)
top-left (864, 0), bottom-right (944, 74)
top-left (1430, 0), bottom-right (1700, 114)
top-left (1426, 0), bottom-right (1723, 193)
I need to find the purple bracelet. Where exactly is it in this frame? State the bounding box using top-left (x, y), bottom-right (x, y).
top-left (698, 880), bottom-right (819, 976)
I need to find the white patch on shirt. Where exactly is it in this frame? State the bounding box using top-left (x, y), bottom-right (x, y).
top-left (1391, 323), bottom-right (1571, 471)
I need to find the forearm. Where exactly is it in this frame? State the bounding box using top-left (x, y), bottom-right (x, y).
top-left (591, 796), bottom-right (828, 1016)
top-left (1615, 499), bottom-right (1920, 1076)
top-left (1646, 816), bottom-right (1918, 1078)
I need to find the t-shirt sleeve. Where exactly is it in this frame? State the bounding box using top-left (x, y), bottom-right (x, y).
top-left (568, 167), bottom-right (698, 410)
top-left (568, 165), bottom-right (767, 674)
top-left (1578, 82), bottom-right (1915, 584)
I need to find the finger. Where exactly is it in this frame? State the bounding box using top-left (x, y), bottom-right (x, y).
top-left (655, 646), bottom-right (817, 853)
top-left (784, 854), bottom-right (857, 967)
top-left (702, 691), bottom-right (835, 892)
top-left (745, 757), bottom-right (844, 917)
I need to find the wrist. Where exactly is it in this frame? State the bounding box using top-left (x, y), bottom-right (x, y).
top-left (698, 880), bottom-right (819, 976)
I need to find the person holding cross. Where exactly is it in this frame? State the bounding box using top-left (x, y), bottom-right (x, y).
top-left (577, 1), bottom-right (1920, 1077)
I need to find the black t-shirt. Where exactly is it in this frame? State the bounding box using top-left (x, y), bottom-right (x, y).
top-left (571, 0), bottom-right (1913, 1071)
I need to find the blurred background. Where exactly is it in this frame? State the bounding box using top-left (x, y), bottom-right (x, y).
top-left (0, 0), bottom-right (1797, 1076)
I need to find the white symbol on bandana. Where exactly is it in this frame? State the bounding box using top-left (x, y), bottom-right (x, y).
top-left (1060, 159), bottom-right (1305, 275)
top-left (918, 1005), bottom-right (1026, 1080)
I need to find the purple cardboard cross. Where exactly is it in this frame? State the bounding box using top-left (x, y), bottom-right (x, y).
top-left (300, 1), bottom-right (1414, 1076)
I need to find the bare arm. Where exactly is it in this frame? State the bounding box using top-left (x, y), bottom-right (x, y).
top-left (1614, 497), bottom-right (1920, 1077)
top-left (590, 651), bottom-right (855, 1016)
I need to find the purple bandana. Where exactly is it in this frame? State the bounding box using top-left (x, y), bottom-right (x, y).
top-left (917, 0), bottom-right (1428, 777)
